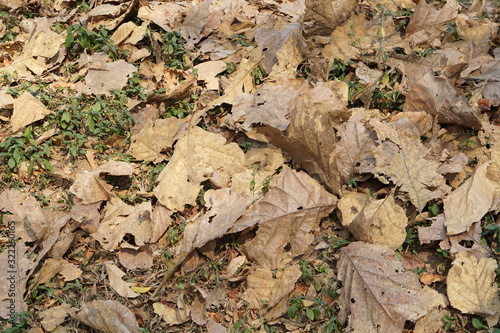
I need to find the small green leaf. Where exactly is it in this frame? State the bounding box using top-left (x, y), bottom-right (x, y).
top-left (306, 307), bottom-right (314, 321)
top-left (471, 318), bottom-right (488, 330)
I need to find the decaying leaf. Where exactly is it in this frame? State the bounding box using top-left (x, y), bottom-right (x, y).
top-left (444, 163), bottom-right (496, 235)
top-left (155, 126), bottom-right (245, 211)
top-left (74, 300), bottom-right (140, 333)
top-left (153, 293), bottom-right (191, 325)
top-left (302, 0), bottom-right (357, 38)
top-left (238, 167), bottom-right (337, 270)
top-left (447, 251), bottom-right (499, 315)
top-left (78, 57), bottom-right (137, 95)
top-left (338, 242), bottom-right (447, 332)
top-left (338, 192), bottom-right (408, 250)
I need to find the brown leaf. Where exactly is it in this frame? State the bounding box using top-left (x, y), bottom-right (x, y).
top-left (444, 163), bottom-right (496, 235)
top-left (104, 262), bottom-right (139, 298)
top-left (403, 72), bottom-right (482, 129)
top-left (258, 81), bottom-right (348, 194)
top-left (11, 91), bottom-right (51, 132)
top-left (92, 198), bottom-right (152, 251)
top-left (417, 214), bottom-right (447, 244)
top-left (79, 57), bottom-right (137, 95)
top-left (155, 126), bottom-right (245, 211)
top-left (372, 120), bottom-right (448, 211)
top-left (337, 192), bottom-right (408, 250)
top-left (243, 265), bottom-right (302, 311)
top-left (153, 293), bottom-right (191, 325)
top-left (405, 0), bottom-right (459, 45)
top-left (447, 251), bottom-right (499, 315)
top-left (74, 300), bottom-right (141, 333)
top-left (338, 242), bottom-right (447, 332)
top-left (129, 117), bottom-right (188, 162)
top-left (237, 167), bottom-right (336, 270)
top-left (40, 303), bottom-right (73, 332)
top-left (302, 0), bottom-right (356, 38)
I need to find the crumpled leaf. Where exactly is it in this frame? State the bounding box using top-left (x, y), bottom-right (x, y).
top-left (403, 72), bottom-right (482, 129)
top-left (336, 115), bottom-right (376, 179)
top-left (338, 242), bottom-right (447, 332)
top-left (92, 198), bottom-right (152, 251)
top-left (447, 251), bottom-right (499, 315)
top-left (191, 285), bottom-right (227, 325)
top-left (302, 0), bottom-right (357, 38)
top-left (153, 293), bottom-right (191, 325)
top-left (405, 0), bottom-right (459, 45)
top-left (105, 262), bottom-right (139, 298)
top-left (238, 167), bottom-right (337, 270)
top-left (258, 81), bottom-right (348, 195)
top-left (337, 192), bottom-right (408, 250)
top-left (155, 126), bottom-right (245, 211)
top-left (74, 300), bottom-right (140, 333)
top-left (40, 303), bottom-right (73, 332)
top-left (418, 214), bottom-right (447, 244)
top-left (444, 163), bottom-right (496, 235)
top-left (224, 79), bottom-right (304, 131)
top-left (372, 120), bottom-right (448, 211)
top-left (69, 161), bottom-right (133, 204)
top-left (11, 91), bottom-right (51, 132)
top-left (243, 265), bottom-right (302, 313)
top-left (79, 57), bottom-right (137, 95)
top-left (129, 117), bottom-right (188, 162)
top-left (29, 258), bottom-right (82, 293)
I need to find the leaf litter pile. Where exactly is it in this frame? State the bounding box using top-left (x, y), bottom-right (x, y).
top-left (0, 0), bottom-right (499, 332)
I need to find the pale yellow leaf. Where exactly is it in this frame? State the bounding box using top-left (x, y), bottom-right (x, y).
top-left (447, 251), bottom-right (499, 315)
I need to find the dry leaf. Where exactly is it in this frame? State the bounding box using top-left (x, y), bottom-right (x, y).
top-left (417, 214), bottom-right (447, 244)
top-left (92, 199), bottom-right (152, 251)
top-left (153, 293), bottom-right (191, 325)
top-left (444, 163), bottom-right (496, 235)
top-left (413, 307), bottom-right (450, 333)
top-left (79, 57), bottom-right (137, 95)
top-left (11, 91), bottom-right (51, 132)
top-left (338, 242), bottom-right (447, 332)
top-left (338, 192), bottom-right (408, 250)
top-left (372, 120), bottom-right (448, 211)
top-left (302, 0), bottom-right (356, 37)
top-left (405, 0), bottom-right (459, 45)
top-left (243, 265), bottom-right (302, 311)
top-left (74, 300), bottom-right (141, 333)
top-left (238, 167), bottom-right (337, 269)
top-left (118, 246), bottom-right (154, 270)
top-left (69, 161), bottom-right (133, 204)
top-left (155, 126), bottom-right (245, 211)
top-left (447, 251), bottom-right (499, 315)
top-left (105, 262), bottom-right (139, 298)
top-left (40, 303), bottom-right (73, 332)
top-left (403, 72), bottom-right (482, 129)
top-left (129, 117), bottom-right (188, 162)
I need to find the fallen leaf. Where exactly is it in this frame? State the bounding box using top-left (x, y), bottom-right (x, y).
top-left (243, 265), bottom-right (302, 311)
top-left (11, 91), bottom-right (51, 132)
top-left (302, 0), bottom-right (356, 38)
top-left (338, 192), bottom-right (408, 250)
top-left (444, 163), bottom-right (495, 235)
top-left (238, 167), bottom-right (337, 270)
top-left (69, 160), bottom-right (133, 204)
top-left (79, 56), bottom-right (137, 95)
top-left (74, 300), bottom-right (141, 333)
top-left (447, 251), bottom-right (499, 315)
top-left (338, 242), bottom-right (447, 332)
top-left (105, 262), bottom-right (139, 298)
top-left (417, 214), bottom-right (447, 244)
top-left (39, 303), bottom-right (73, 332)
top-left (405, 0), bottom-right (459, 45)
top-left (118, 246), bottom-right (154, 270)
top-left (420, 274), bottom-right (445, 285)
top-left (403, 72), bottom-right (482, 129)
top-left (129, 117), bottom-right (188, 162)
top-left (155, 126), bottom-right (245, 211)
top-left (372, 120), bottom-right (448, 211)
